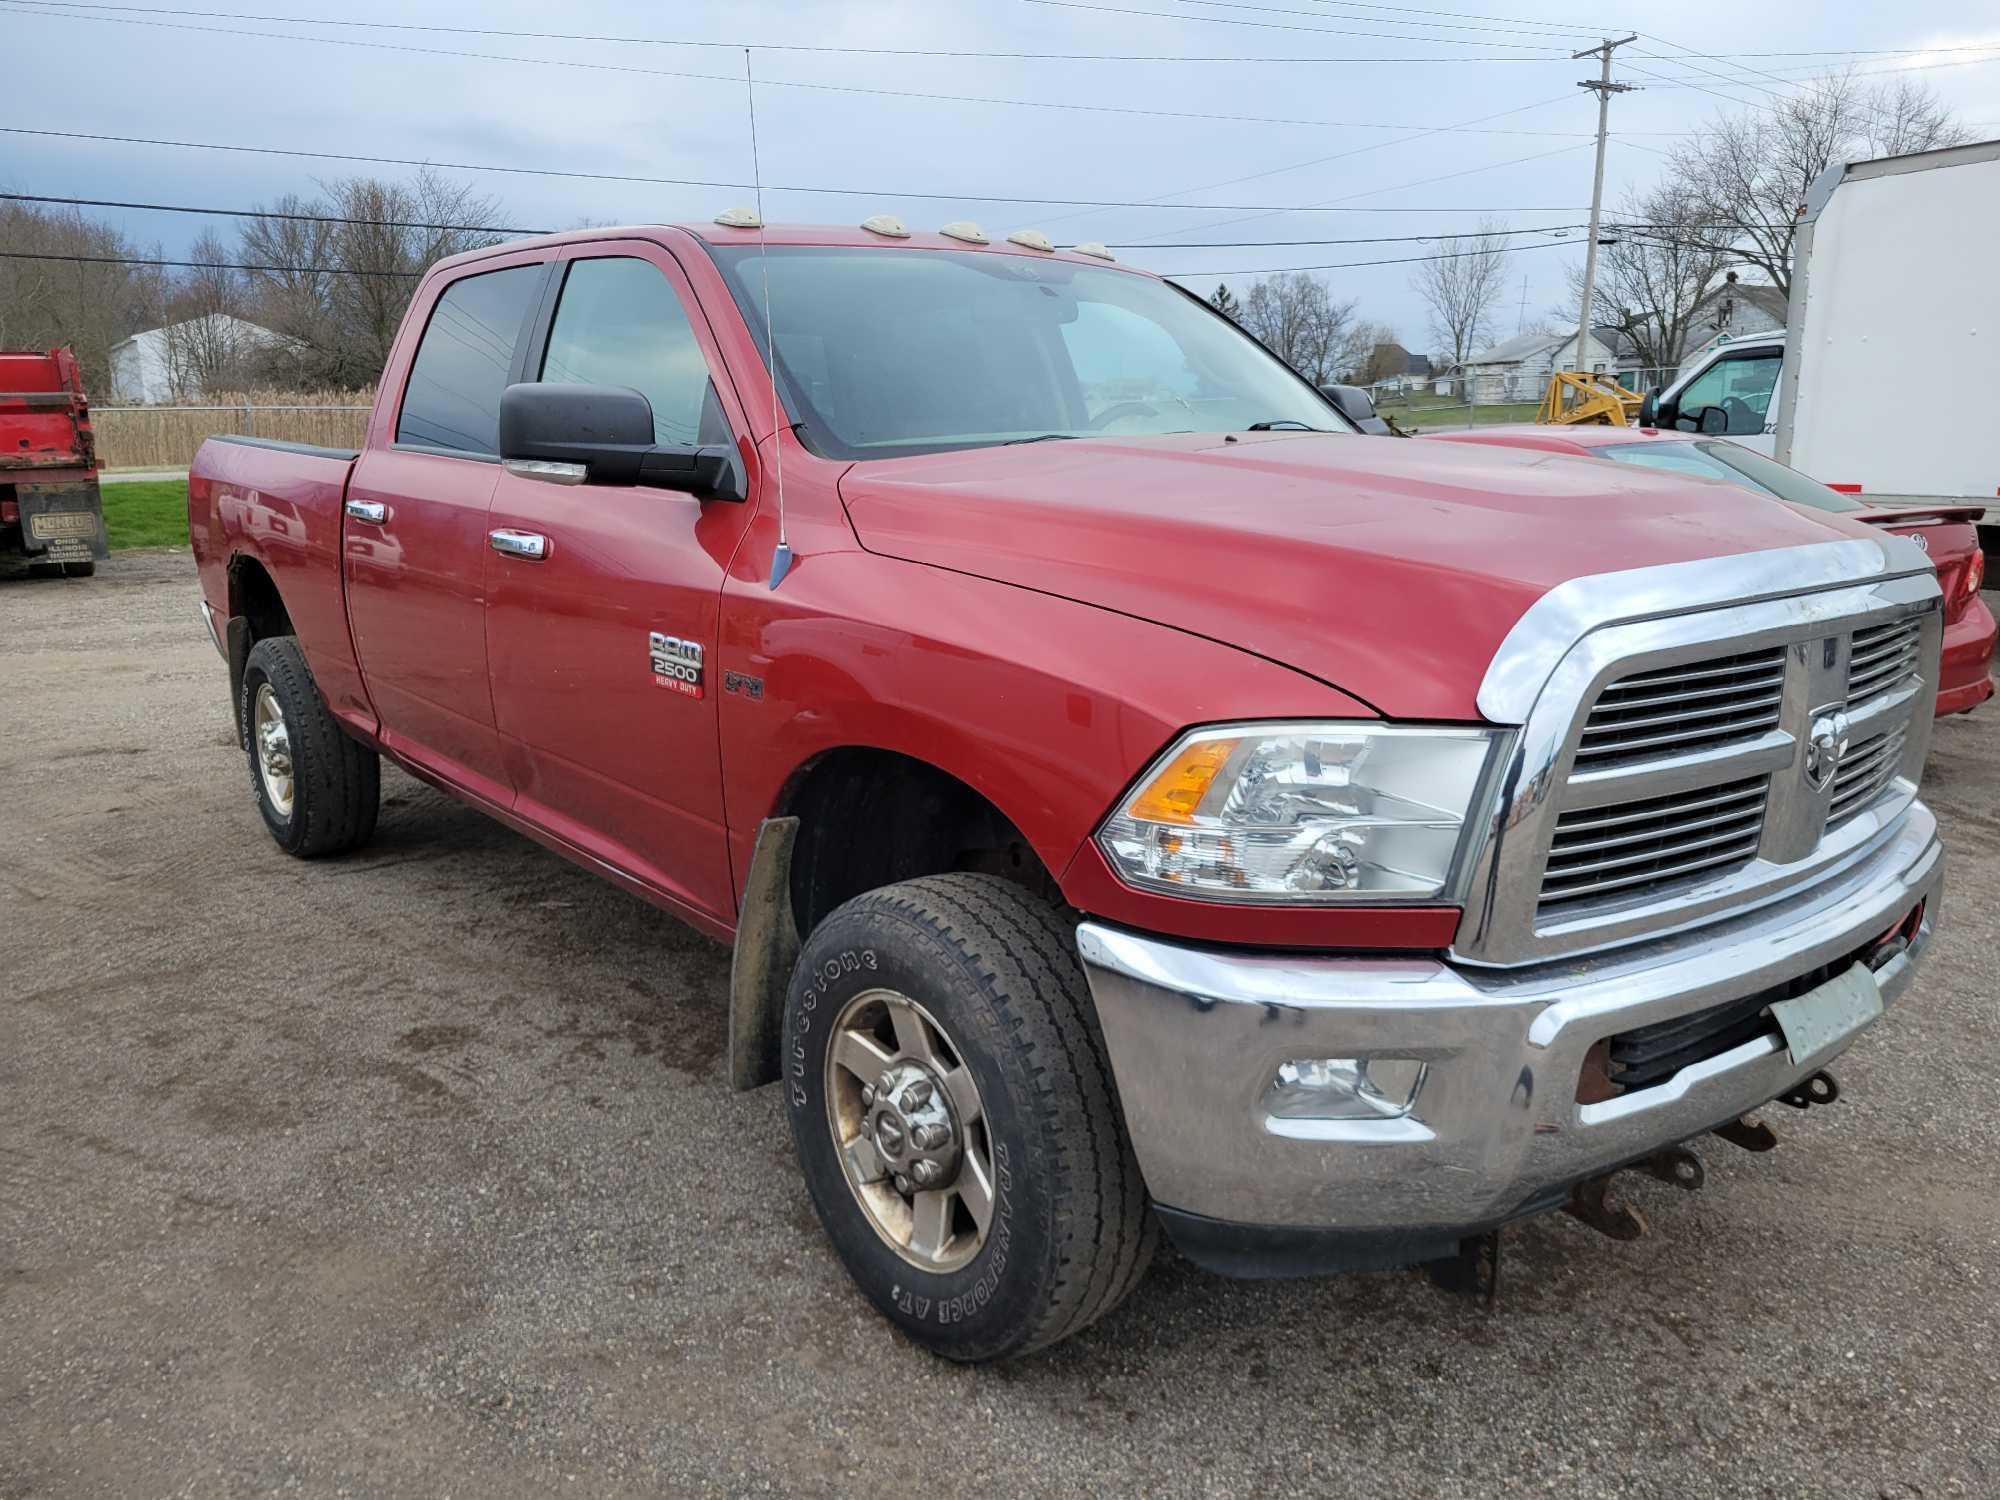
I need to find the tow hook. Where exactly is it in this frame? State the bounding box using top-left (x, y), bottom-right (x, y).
top-left (1637, 1145), bottom-right (1704, 1192)
top-left (1564, 1172), bottom-right (1649, 1241)
top-left (1714, 1113), bottom-right (1780, 1152)
top-left (1777, 1069), bottom-right (1840, 1110)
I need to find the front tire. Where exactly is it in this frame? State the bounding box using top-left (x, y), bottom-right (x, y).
top-left (240, 635), bottom-right (380, 857)
top-left (783, 874), bottom-right (1156, 1361)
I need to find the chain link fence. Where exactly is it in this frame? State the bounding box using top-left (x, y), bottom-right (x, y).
top-left (1364, 365), bottom-right (1682, 432)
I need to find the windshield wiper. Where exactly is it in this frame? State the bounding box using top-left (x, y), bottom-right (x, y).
top-left (1245, 419), bottom-right (1325, 432)
top-left (1002, 433), bottom-right (1078, 445)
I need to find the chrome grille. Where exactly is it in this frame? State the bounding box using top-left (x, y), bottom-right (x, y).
top-left (1846, 617), bottom-right (1922, 704)
top-left (1571, 647), bottom-right (1785, 770)
top-left (1828, 729), bottom-right (1907, 830)
top-left (1540, 775), bottom-right (1767, 910)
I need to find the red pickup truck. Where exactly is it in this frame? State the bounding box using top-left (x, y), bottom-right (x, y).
top-left (190, 220), bottom-right (1947, 1361)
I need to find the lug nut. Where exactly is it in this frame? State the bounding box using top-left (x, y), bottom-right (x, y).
top-left (911, 1159), bottom-right (941, 1186)
top-left (860, 1084), bottom-right (875, 1107)
top-left (894, 1173), bottom-right (912, 1195)
top-left (913, 1123), bottom-right (949, 1151)
top-left (902, 1079), bottom-right (933, 1109)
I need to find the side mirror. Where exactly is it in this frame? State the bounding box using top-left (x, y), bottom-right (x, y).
top-left (1319, 383), bottom-right (1391, 435)
top-left (1638, 389), bottom-right (1659, 426)
top-left (498, 383), bottom-right (746, 501)
top-left (1694, 404), bottom-right (1729, 436)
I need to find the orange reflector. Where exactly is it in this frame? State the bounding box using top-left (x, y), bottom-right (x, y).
top-left (1128, 737), bottom-right (1236, 824)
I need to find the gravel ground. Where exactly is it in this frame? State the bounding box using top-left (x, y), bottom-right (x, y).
top-left (4, 550), bottom-right (1997, 1499)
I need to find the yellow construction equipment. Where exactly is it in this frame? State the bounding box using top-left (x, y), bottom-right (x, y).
top-left (1537, 370), bottom-right (1644, 426)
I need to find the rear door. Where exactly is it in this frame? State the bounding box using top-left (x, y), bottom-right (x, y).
top-left (483, 243), bottom-right (757, 924)
top-left (344, 254), bottom-right (553, 803)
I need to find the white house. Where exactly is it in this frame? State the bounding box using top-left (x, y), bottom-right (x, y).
top-left (1459, 327), bottom-right (1637, 404)
top-left (108, 315), bottom-right (288, 403)
top-left (1677, 272), bottom-right (1787, 363)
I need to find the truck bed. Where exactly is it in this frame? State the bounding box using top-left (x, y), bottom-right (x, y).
top-left (188, 434), bottom-right (375, 734)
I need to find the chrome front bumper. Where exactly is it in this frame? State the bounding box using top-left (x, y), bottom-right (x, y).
top-left (1077, 801), bottom-right (1942, 1271)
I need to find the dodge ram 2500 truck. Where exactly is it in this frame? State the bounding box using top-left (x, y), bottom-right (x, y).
top-left (189, 219), bottom-right (1946, 1362)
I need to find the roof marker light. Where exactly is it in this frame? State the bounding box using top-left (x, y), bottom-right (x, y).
top-left (713, 206), bottom-right (761, 228)
top-left (1073, 242), bottom-right (1115, 261)
top-left (939, 220), bottom-right (989, 244)
top-left (1827, 483), bottom-right (1864, 494)
top-left (861, 214), bottom-right (911, 238)
top-left (1007, 229), bottom-right (1055, 252)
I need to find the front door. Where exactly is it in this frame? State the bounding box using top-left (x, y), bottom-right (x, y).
top-left (484, 246), bottom-right (758, 925)
top-left (344, 256), bottom-right (552, 803)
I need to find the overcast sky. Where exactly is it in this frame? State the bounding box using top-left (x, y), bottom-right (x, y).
top-left (8, 0), bottom-right (1999, 348)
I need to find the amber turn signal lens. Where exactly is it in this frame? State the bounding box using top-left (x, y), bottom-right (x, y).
top-left (1126, 737), bottom-right (1234, 824)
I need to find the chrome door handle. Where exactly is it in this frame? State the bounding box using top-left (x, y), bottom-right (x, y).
top-left (489, 528), bottom-right (549, 561)
top-left (344, 499), bottom-right (387, 524)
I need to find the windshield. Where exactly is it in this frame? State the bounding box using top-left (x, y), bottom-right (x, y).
top-left (708, 244), bottom-right (1342, 459)
top-left (1599, 439), bottom-right (1865, 513)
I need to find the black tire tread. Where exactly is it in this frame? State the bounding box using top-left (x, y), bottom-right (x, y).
top-left (243, 635), bottom-right (380, 857)
top-left (838, 873), bottom-right (1156, 1354)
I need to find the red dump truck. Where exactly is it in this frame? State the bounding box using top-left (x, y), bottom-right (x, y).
top-left (189, 221), bottom-right (1945, 1360)
top-left (1, 346), bottom-right (108, 577)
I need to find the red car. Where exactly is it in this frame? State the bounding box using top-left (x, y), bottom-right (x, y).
top-left (1426, 425), bottom-right (1995, 716)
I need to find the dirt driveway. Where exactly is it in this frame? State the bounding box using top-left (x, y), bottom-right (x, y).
top-left (4, 551), bottom-right (1997, 1497)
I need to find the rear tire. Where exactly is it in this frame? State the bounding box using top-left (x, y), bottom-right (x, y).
top-left (783, 873), bottom-right (1156, 1361)
top-left (240, 635), bottom-right (380, 857)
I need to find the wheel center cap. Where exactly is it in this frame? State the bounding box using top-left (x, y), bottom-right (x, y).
top-left (864, 1059), bottom-right (961, 1192)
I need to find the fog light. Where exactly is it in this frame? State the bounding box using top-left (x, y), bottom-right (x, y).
top-left (1266, 1057), bottom-right (1426, 1121)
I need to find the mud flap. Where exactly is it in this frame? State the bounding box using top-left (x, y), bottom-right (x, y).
top-left (17, 481), bottom-right (110, 562)
top-left (728, 816), bottom-right (801, 1090)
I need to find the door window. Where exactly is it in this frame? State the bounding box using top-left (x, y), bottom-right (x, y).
top-left (540, 257), bottom-right (730, 446)
top-left (396, 263), bottom-right (546, 454)
top-left (1673, 351), bottom-right (1779, 436)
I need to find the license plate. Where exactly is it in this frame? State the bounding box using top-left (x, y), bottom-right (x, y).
top-left (1770, 962), bottom-right (1884, 1065)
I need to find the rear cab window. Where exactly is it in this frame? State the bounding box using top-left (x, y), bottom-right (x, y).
top-left (395, 263), bottom-right (548, 455)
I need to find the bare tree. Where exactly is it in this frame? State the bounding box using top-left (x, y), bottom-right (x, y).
top-left (1668, 73), bottom-right (1969, 297)
top-left (0, 198), bottom-right (165, 392)
top-left (1237, 272), bottom-right (1362, 384)
top-left (1565, 183), bottom-right (1735, 370)
top-left (158, 230), bottom-right (255, 397)
top-left (239, 168), bottom-right (510, 386)
top-left (1410, 218), bottom-right (1508, 368)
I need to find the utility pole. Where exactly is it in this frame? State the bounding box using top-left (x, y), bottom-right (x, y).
top-left (1572, 34), bottom-right (1637, 379)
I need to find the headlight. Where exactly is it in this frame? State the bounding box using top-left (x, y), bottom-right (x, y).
top-left (1096, 722), bottom-right (1503, 904)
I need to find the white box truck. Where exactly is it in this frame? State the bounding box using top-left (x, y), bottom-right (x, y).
top-left (1642, 138), bottom-right (2000, 555)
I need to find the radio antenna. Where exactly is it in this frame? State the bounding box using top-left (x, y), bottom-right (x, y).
top-left (745, 48), bottom-right (793, 590)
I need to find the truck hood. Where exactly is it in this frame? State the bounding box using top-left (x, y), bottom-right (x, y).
top-left (836, 432), bottom-right (1858, 720)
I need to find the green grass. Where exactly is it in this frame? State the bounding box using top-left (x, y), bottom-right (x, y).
top-left (1379, 390), bottom-right (1542, 431)
top-left (100, 479), bottom-right (190, 550)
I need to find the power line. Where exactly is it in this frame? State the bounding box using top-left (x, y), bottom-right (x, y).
top-left (0, 191), bottom-right (1619, 247)
top-left (1158, 235), bottom-right (1580, 277)
top-left (1, 191), bottom-right (549, 236)
top-left (9, 0), bottom-right (1588, 59)
top-left (1172, 0), bottom-right (1594, 41)
top-left (0, 0), bottom-right (1619, 125)
top-left (1, 125), bottom-right (1605, 214)
top-left (1118, 139), bottom-right (1596, 245)
top-left (0, 250), bottom-right (420, 277)
top-left (0, 192), bottom-right (1786, 247)
top-left (1022, 0), bottom-right (1569, 50)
